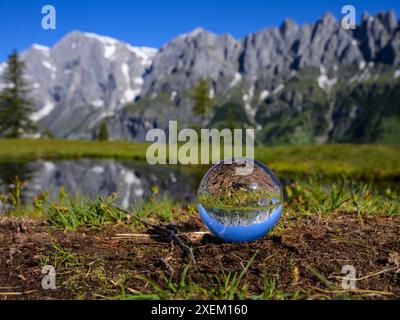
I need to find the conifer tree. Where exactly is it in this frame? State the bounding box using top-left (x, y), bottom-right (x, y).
top-left (98, 121), bottom-right (109, 141)
top-left (193, 78), bottom-right (213, 116)
top-left (0, 49), bottom-right (36, 138)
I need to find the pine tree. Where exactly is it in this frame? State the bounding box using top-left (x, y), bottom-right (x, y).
top-left (0, 49), bottom-right (36, 138)
top-left (226, 107), bottom-right (236, 133)
top-left (193, 78), bottom-right (213, 116)
top-left (98, 121), bottom-right (109, 141)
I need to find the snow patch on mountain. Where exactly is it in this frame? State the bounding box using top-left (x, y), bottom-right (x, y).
top-left (170, 90), bottom-right (178, 101)
top-left (318, 74), bottom-right (337, 92)
top-left (91, 99), bottom-right (104, 108)
top-left (127, 45), bottom-right (157, 67)
top-left (104, 45), bottom-right (116, 59)
top-left (30, 101), bottom-right (55, 121)
top-left (84, 32), bottom-right (118, 59)
top-left (134, 77), bottom-right (144, 85)
top-left (124, 88), bottom-right (140, 103)
top-left (259, 90), bottom-right (270, 102)
top-left (229, 72), bottom-right (242, 87)
top-left (121, 63), bottom-right (131, 85)
top-left (318, 67), bottom-right (337, 92)
top-left (272, 84), bottom-right (284, 95)
top-left (42, 60), bottom-right (56, 72)
top-left (209, 87), bottom-right (215, 99)
top-left (121, 63), bottom-right (141, 103)
top-left (32, 44), bottom-right (50, 57)
top-left (83, 32), bottom-right (118, 46)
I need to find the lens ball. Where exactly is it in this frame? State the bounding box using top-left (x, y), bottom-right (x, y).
top-left (197, 158), bottom-right (283, 242)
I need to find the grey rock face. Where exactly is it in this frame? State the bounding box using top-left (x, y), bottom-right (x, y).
top-left (356, 11), bottom-right (398, 61)
top-left (145, 11), bottom-right (399, 92)
top-left (143, 28), bottom-right (241, 94)
top-left (200, 13), bottom-right (364, 85)
top-left (3, 31), bottom-right (157, 139)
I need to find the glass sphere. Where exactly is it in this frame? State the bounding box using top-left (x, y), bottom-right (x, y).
top-left (197, 158), bottom-right (283, 242)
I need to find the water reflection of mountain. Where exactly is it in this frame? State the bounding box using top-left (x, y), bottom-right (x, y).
top-left (0, 160), bottom-right (197, 208)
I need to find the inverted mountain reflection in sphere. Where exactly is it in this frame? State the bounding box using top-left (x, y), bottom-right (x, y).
top-left (197, 158), bottom-right (283, 242)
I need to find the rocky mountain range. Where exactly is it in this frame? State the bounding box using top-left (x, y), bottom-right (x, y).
top-left (1, 10), bottom-right (399, 144)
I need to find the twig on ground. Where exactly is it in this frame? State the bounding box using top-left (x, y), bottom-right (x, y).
top-left (112, 231), bottom-right (207, 240)
top-left (308, 286), bottom-right (395, 296)
top-left (160, 257), bottom-right (175, 274)
top-left (112, 233), bottom-right (161, 239)
top-left (112, 205), bottom-right (196, 264)
top-left (332, 266), bottom-right (399, 282)
top-left (0, 292), bottom-right (23, 295)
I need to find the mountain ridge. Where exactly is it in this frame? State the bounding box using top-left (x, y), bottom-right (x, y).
top-left (0, 10), bottom-right (399, 143)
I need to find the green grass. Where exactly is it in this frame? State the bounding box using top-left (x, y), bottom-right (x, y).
top-left (0, 139), bottom-right (149, 162)
top-left (113, 254), bottom-right (300, 300)
top-left (2, 174), bottom-right (398, 230)
top-left (44, 193), bottom-right (130, 230)
top-left (38, 242), bottom-right (83, 269)
top-left (4, 185), bottom-right (185, 230)
top-left (0, 139), bottom-right (399, 179)
top-left (45, 195), bottom-right (178, 230)
top-left (285, 177), bottom-right (400, 217)
top-left (256, 144), bottom-right (400, 179)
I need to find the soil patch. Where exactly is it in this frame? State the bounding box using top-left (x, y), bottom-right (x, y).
top-left (0, 213), bottom-right (399, 299)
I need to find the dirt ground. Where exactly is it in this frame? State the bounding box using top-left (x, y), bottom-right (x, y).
top-left (0, 212), bottom-right (399, 300)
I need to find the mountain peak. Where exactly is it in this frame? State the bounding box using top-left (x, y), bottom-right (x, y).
top-left (56, 30), bottom-right (121, 47)
top-left (31, 44), bottom-right (50, 52)
top-left (382, 9), bottom-right (397, 32)
top-left (280, 18), bottom-right (298, 36)
top-left (178, 27), bottom-right (216, 40)
top-left (187, 27), bottom-right (206, 36)
top-left (83, 32), bottom-right (119, 44)
top-left (320, 12), bottom-right (337, 24)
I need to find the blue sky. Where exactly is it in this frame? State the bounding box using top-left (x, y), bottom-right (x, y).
top-left (0, 0), bottom-right (399, 61)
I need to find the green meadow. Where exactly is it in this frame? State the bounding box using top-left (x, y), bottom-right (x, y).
top-left (0, 139), bottom-right (399, 178)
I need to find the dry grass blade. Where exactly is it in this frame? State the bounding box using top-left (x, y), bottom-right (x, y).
top-left (0, 292), bottom-right (23, 295)
top-left (113, 231), bottom-right (207, 240)
top-left (309, 286), bottom-right (395, 296)
top-left (332, 266), bottom-right (399, 281)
